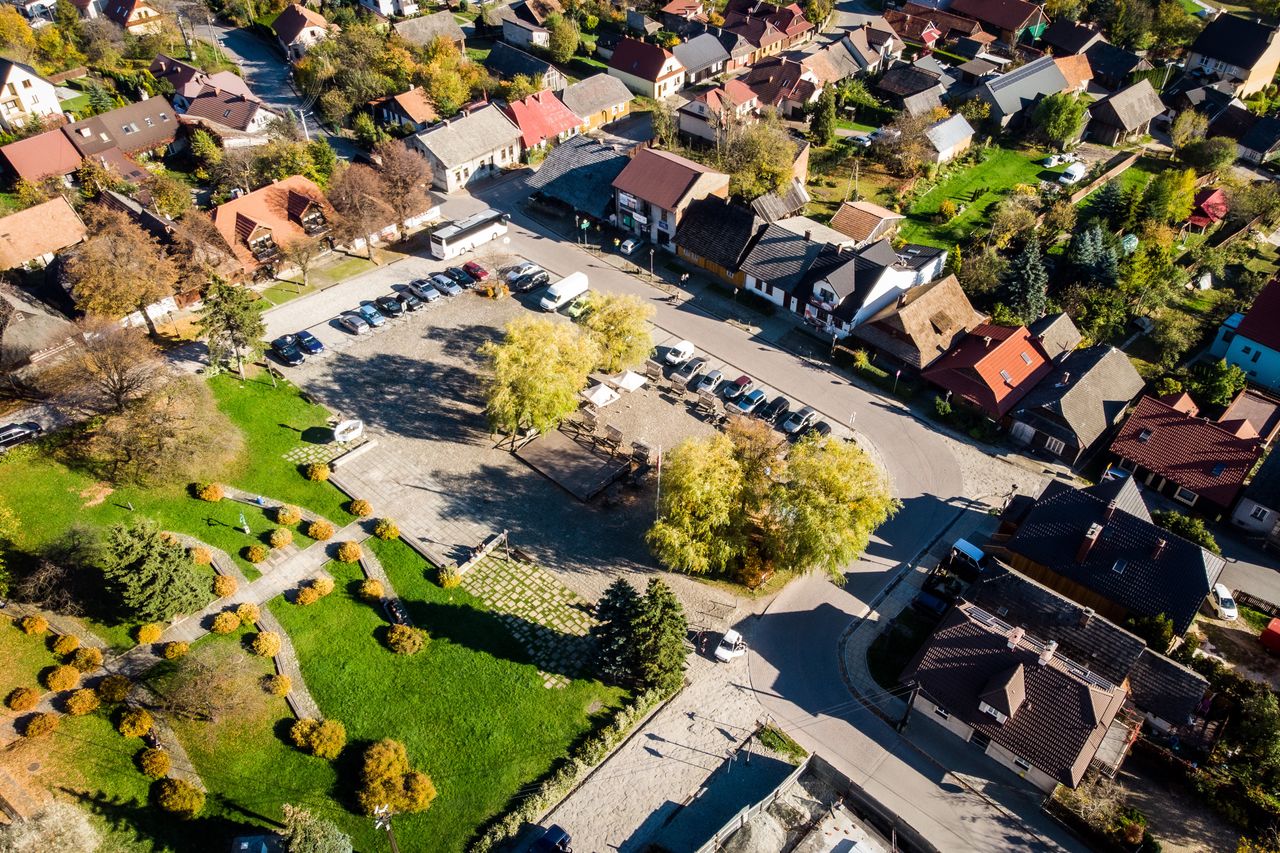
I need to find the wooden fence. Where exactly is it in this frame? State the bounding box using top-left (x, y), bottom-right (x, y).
top-left (1067, 152), bottom-right (1140, 204)
top-left (1235, 590), bottom-right (1280, 620)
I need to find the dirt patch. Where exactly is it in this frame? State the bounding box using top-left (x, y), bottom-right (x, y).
top-left (77, 482), bottom-right (113, 507)
top-left (1118, 752), bottom-right (1241, 853)
top-left (1197, 619), bottom-right (1280, 691)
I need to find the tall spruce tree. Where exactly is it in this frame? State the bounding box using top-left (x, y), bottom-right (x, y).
top-left (99, 519), bottom-right (206, 622)
top-left (591, 578), bottom-right (642, 684)
top-left (1001, 240), bottom-right (1049, 322)
top-left (198, 277), bottom-right (265, 380)
top-left (631, 579), bottom-right (688, 694)
top-left (810, 86), bottom-right (836, 147)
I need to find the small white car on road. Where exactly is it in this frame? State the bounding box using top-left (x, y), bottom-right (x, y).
top-left (1212, 583), bottom-right (1238, 621)
top-left (620, 238), bottom-right (641, 255)
top-left (715, 629), bottom-right (747, 662)
top-left (665, 340), bottom-right (695, 365)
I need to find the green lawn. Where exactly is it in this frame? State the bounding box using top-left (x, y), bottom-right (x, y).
top-left (898, 147), bottom-right (1057, 247)
top-left (59, 92), bottom-right (91, 117)
top-left (269, 538), bottom-right (626, 852)
top-left (836, 118), bottom-right (875, 134)
top-left (0, 614), bottom-right (57, 699)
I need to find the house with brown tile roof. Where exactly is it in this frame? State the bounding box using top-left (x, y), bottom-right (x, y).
top-left (148, 56), bottom-right (276, 134)
top-left (948, 0), bottom-right (1048, 47)
top-left (0, 128), bottom-right (83, 183)
top-left (677, 78), bottom-right (757, 142)
top-left (851, 275), bottom-right (985, 371)
top-left (274, 3), bottom-right (333, 62)
top-left (922, 323), bottom-right (1053, 419)
top-left (1110, 394), bottom-right (1262, 516)
top-left (829, 199), bottom-right (903, 247)
top-left (612, 147), bottom-right (729, 246)
top-left (0, 197), bottom-right (87, 269)
top-left (370, 86), bottom-right (438, 133)
top-left (61, 97), bottom-right (178, 157)
top-left (104, 0), bottom-right (163, 33)
top-left (211, 175), bottom-right (334, 278)
top-left (723, 0), bottom-right (813, 60)
top-left (741, 57), bottom-right (821, 117)
top-left (900, 2), bottom-right (984, 42)
top-left (608, 37), bottom-right (685, 99)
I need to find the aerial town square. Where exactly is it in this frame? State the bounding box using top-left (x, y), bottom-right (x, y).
top-left (3, 0), bottom-right (1280, 849)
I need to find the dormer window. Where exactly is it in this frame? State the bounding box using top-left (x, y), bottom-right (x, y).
top-left (978, 701), bottom-right (1008, 724)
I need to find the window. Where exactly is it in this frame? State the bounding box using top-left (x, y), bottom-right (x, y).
top-left (1111, 559), bottom-right (1126, 574)
top-left (1014, 757), bottom-right (1032, 771)
top-left (1223, 330), bottom-right (1236, 343)
top-left (21, 80), bottom-right (30, 89)
top-left (1243, 346), bottom-right (1252, 354)
top-left (999, 369), bottom-right (1012, 383)
top-left (1254, 351), bottom-right (1262, 363)
top-left (144, 117), bottom-right (153, 127)
top-left (1044, 436), bottom-right (1066, 456)
top-left (978, 701), bottom-right (1008, 724)
top-left (222, 109), bottom-right (232, 118)
top-left (933, 707), bottom-right (950, 720)
top-left (1211, 463), bottom-right (1226, 477)
top-left (1137, 428), bottom-right (1153, 442)
top-left (1020, 351), bottom-right (1032, 364)
top-left (1118, 457), bottom-right (1137, 472)
top-left (1251, 505), bottom-right (1269, 522)
top-left (1174, 486), bottom-right (1198, 507)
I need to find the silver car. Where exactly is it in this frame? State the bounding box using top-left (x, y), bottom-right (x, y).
top-left (337, 313), bottom-right (371, 335)
top-left (407, 280), bottom-right (442, 302)
top-left (782, 406), bottom-right (818, 435)
top-left (431, 273), bottom-right (463, 296)
top-left (695, 369), bottom-right (723, 394)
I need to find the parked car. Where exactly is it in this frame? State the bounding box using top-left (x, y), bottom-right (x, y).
top-left (296, 330), bottom-right (325, 355)
top-left (407, 279), bottom-right (441, 302)
top-left (759, 395), bottom-right (790, 423)
top-left (446, 266), bottom-right (476, 286)
top-left (355, 303), bottom-right (386, 327)
top-left (620, 238), bottom-right (641, 255)
top-left (673, 357), bottom-right (706, 384)
top-left (714, 629), bottom-right (747, 662)
top-left (337, 313), bottom-right (371, 335)
top-left (533, 825), bottom-right (572, 853)
top-left (431, 273), bottom-right (463, 296)
top-left (807, 421), bottom-right (832, 439)
top-left (397, 291), bottom-right (424, 312)
top-left (782, 406), bottom-right (817, 435)
top-left (564, 294), bottom-right (591, 319)
top-left (1058, 162), bottom-right (1087, 185)
top-left (270, 335), bottom-right (305, 366)
top-left (723, 375), bottom-right (753, 399)
top-left (505, 261), bottom-right (541, 282)
top-left (375, 295), bottom-right (404, 318)
top-left (512, 269), bottom-right (550, 293)
top-left (1212, 583), bottom-right (1238, 621)
top-left (462, 261), bottom-right (488, 280)
top-left (665, 340), bottom-right (695, 365)
top-left (695, 369), bottom-right (724, 394)
top-left (0, 421), bottom-right (43, 452)
top-left (736, 388), bottom-right (767, 415)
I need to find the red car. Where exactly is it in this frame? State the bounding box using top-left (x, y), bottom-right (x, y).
top-left (462, 261), bottom-right (489, 280)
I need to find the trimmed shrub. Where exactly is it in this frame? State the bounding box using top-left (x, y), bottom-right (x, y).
top-left (356, 739), bottom-right (436, 815)
top-left (6, 686), bottom-right (38, 711)
top-left (309, 719), bottom-right (347, 760)
top-left (290, 718), bottom-right (319, 750)
top-left (52, 634), bottom-right (80, 656)
top-left (304, 462), bottom-right (330, 482)
top-left (195, 482), bottom-right (223, 502)
top-left (348, 499), bottom-right (373, 518)
top-left (64, 688), bottom-right (100, 716)
top-left (43, 664), bottom-right (80, 692)
top-left (23, 713), bottom-right (58, 738)
top-left (269, 527), bottom-right (294, 549)
top-left (245, 544), bottom-right (269, 563)
top-left (439, 566), bottom-right (462, 589)
top-left (235, 602), bottom-right (260, 624)
top-left (154, 778), bottom-right (205, 818)
top-left (373, 518), bottom-right (400, 540)
top-left (213, 574), bottom-right (238, 597)
top-left (311, 577), bottom-right (335, 597)
top-left (190, 546), bottom-right (213, 566)
top-left (295, 587), bottom-right (321, 606)
top-left (97, 674), bottom-right (132, 704)
top-left (138, 747), bottom-right (171, 778)
top-left (210, 611), bottom-right (241, 634)
top-left (251, 631), bottom-right (282, 657)
top-left (386, 625), bottom-right (427, 656)
top-left (19, 615), bottom-right (47, 635)
top-left (335, 541), bottom-right (361, 563)
top-left (262, 674), bottom-right (291, 696)
top-left (118, 707), bottom-right (153, 738)
top-left (162, 641), bottom-right (189, 660)
top-left (306, 519), bottom-right (335, 540)
top-left (136, 623), bottom-right (164, 645)
top-left (276, 504), bottom-right (302, 526)
top-left (359, 578), bottom-right (385, 600)
top-left (71, 646), bottom-right (103, 672)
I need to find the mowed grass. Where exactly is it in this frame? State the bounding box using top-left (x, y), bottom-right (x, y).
top-left (271, 538), bottom-right (627, 852)
top-left (0, 615), bottom-right (57, 699)
top-left (899, 147), bottom-right (1057, 247)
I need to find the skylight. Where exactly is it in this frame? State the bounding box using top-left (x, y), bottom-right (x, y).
top-left (1020, 352), bottom-right (1032, 364)
top-left (1137, 428), bottom-right (1153, 442)
top-left (999, 369), bottom-right (1012, 382)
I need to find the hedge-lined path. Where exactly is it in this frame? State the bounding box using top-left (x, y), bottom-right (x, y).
top-left (356, 540), bottom-right (415, 628)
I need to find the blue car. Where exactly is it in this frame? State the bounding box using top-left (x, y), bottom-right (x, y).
top-left (270, 335), bottom-right (305, 366)
top-left (296, 330), bottom-right (324, 355)
top-left (736, 388), bottom-right (767, 415)
top-left (355, 303), bottom-right (385, 327)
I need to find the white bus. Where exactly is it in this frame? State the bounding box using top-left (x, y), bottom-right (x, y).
top-left (428, 209), bottom-right (510, 260)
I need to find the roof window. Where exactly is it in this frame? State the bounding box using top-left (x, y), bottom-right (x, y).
top-left (1211, 463), bottom-right (1226, 477)
top-left (999, 369), bottom-right (1012, 383)
top-left (1137, 428), bottom-right (1153, 442)
top-left (1020, 351), bottom-right (1032, 364)
top-left (1111, 559), bottom-right (1126, 574)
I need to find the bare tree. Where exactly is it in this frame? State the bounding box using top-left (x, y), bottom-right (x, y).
top-left (147, 650), bottom-right (250, 723)
top-left (373, 139), bottom-right (432, 235)
top-left (281, 235), bottom-right (327, 288)
top-left (42, 319), bottom-right (165, 414)
top-left (327, 163), bottom-right (394, 260)
top-left (169, 210), bottom-right (238, 290)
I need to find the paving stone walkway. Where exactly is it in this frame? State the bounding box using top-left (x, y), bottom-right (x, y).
top-left (358, 544), bottom-right (414, 628)
top-left (460, 554), bottom-right (596, 689)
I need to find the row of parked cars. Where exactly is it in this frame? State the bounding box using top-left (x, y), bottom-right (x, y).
top-left (663, 341), bottom-right (832, 440)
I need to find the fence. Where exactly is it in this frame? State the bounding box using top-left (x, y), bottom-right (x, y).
top-left (691, 754), bottom-right (813, 853)
top-left (1067, 152), bottom-right (1139, 205)
top-left (1236, 590), bottom-right (1280, 619)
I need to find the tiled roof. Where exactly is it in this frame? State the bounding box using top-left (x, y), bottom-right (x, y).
top-left (902, 602), bottom-right (1128, 787)
top-left (558, 73), bottom-right (632, 119)
top-left (686, 78), bottom-right (757, 113)
top-left (901, 2), bottom-right (983, 39)
top-left (375, 87), bottom-right (438, 126)
top-left (1239, 116), bottom-right (1280, 155)
top-left (673, 32), bottom-right (730, 74)
top-left (740, 224), bottom-right (835, 293)
top-left (1089, 79), bottom-right (1163, 132)
top-left (925, 113), bottom-right (974, 153)
top-left (183, 86), bottom-right (269, 132)
top-left (829, 200), bottom-right (903, 243)
top-left (723, 0), bottom-right (811, 45)
top-left (1188, 187), bottom-right (1229, 229)
top-left (876, 64), bottom-right (942, 98)
top-left (1011, 345), bottom-right (1144, 454)
top-left (674, 196), bottom-right (762, 271)
top-left (274, 3), bottom-right (329, 46)
top-left (413, 105), bottom-right (521, 169)
top-left (1128, 648), bottom-right (1209, 726)
top-left (922, 324), bottom-right (1053, 419)
top-left (612, 148), bottom-right (724, 212)
top-left (525, 135), bottom-right (630, 219)
top-left (1002, 479), bottom-right (1226, 635)
top-left (1055, 54), bottom-right (1094, 90)
top-left (882, 9), bottom-right (946, 43)
top-left (1041, 19), bottom-right (1104, 54)
top-left (150, 56), bottom-right (254, 101)
top-left (212, 175), bottom-right (335, 272)
top-left (1245, 444), bottom-right (1280, 509)
top-left (1190, 14), bottom-right (1278, 69)
top-left (61, 98), bottom-right (178, 156)
top-left (949, 0), bottom-right (1042, 33)
top-left (609, 37), bottom-right (679, 82)
top-left (393, 10), bottom-right (465, 46)
top-left (0, 283), bottom-right (76, 368)
top-left (851, 275), bottom-right (984, 370)
top-left (1221, 388), bottom-right (1280, 444)
top-left (1110, 395), bottom-right (1261, 509)
top-left (742, 58), bottom-right (818, 108)
top-left (1083, 41), bottom-right (1150, 82)
top-left (0, 197), bottom-right (86, 269)
top-left (1029, 311), bottom-right (1082, 362)
top-left (0, 129), bottom-right (82, 182)
top-left (501, 90), bottom-right (580, 148)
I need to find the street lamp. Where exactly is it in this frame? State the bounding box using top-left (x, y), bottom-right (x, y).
top-left (373, 805), bottom-right (401, 853)
top-left (649, 248), bottom-right (655, 282)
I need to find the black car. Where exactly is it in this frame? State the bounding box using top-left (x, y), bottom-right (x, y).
top-left (270, 335), bottom-right (305, 366)
top-left (375, 295), bottom-right (405, 317)
top-left (397, 291), bottom-right (424, 312)
top-left (512, 269), bottom-right (551, 293)
top-left (806, 421), bottom-right (832, 439)
top-left (759, 395), bottom-right (790, 422)
top-left (0, 421), bottom-right (42, 452)
top-left (296, 330), bottom-right (324, 354)
top-left (445, 266), bottom-right (476, 287)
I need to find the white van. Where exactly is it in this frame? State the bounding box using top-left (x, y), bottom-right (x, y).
top-left (1058, 162), bottom-right (1087, 185)
top-left (539, 272), bottom-right (589, 311)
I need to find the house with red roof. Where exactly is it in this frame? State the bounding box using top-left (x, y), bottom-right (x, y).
top-left (1210, 277), bottom-right (1280, 394)
top-left (741, 57), bottom-right (822, 118)
top-left (501, 90), bottom-right (580, 153)
top-left (1186, 187), bottom-right (1229, 233)
top-left (722, 0), bottom-right (814, 63)
top-left (922, 324), bottom-right (1053, 420)
top-left (211, 175), bottom-right (335, 279)
top-left (1109, 393), bottom-right (1262, 516)
top-left (677, 78), bottom-right (758, 142)
top-left (607, 37), bottom-right (685, 99)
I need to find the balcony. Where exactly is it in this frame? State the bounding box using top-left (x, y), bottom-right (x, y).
top-left (300, 214), bottom-right (328, 236)
top-left (250, 239), bottom-right (280, 261)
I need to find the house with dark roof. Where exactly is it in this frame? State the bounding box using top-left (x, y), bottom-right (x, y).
top-left (1186, 187), bottom-right (1228, 233)
top-left (799, 240), bottom-right (928, 336)
top-left (1238, 116), bottom-right (1280, 164)
top-left (525, 135), bottom-right (631, 221)
top-left (874, 64), bottom-right (944, 115)
top-left (821, 18), bottom-right (902, 78)
top-left (829, 200), bottom-right (903, 247)
top-left (61, 97), bottom-right (177, 158)
top-left (148, 56), bottom-right (275, 134)
top-left (1008, 345), bottom-right (1144, 466)
top-left (677, 78), bottom-right (758, 142)
top-left (674, 196), bottom-right (762, 286)
top-left (559, 73), bottom-right (633, 132)
top-left (612, 148), bottom-right (730, 246)
top-left (1083, 41), bottom-right (1153, 92)
top-left (923, 324), bottom-right (1053, 419)
top-left (608, 37), bottom-right (685, 99)
top-left (1186, 14), bottom-right (1280, 97)
top-left (1087, 79), bottom-right (1165, 145)
top-left (881, 9), bottom-right (944, 51)
top-left (1040, 19), bottom-right (1104, 56)
top-left (948, 0), bottom-right (1048, 47)
top-left (1231, 446), bottom-right (1280, 544)
top-left (722, 0), bottom-right (814, 63)
top-left (0, 197), bottom-right (87, 270)
top-left (370, 87), bottom-right (438, 133)
top-left (501, 90), bottom-right (579, 152)
top-left (673, 32), bottom-right (731, 85)
top-left (274, 4), bottom-right (332, 62)
top-left (750, 177), bottom-right (809, 223)
top-left (1212, 278), bottom-right (1280, 394)
top-left (393, 11), bottom-right (465, 51)
top-left (901, 601), bottom-right (1133, 792)
top-left (1110, 393), bottom-right (1263, 516)
top-left (485, 43), bottom-right (567, 93)
top-left (740, 225), bottom-right (842, 312)
top-left (0, 283), bottom-right (78, 376)
top-left (850, 275), bottom-right (984, 371)
top-left (408, 104), bottom-right (522, 193)
top-left (1029, 311), bottom-right (1082, 363)
top-left (899, 2), bottom-right (984, 43)
top-left (995, 478), bottom-right (1226, 637)
top-left (978, 55), bottom-right (1079, 127)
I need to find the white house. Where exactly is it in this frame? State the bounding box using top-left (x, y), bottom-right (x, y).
top-left (274, 4), bottom-right (332, 62)
top-left (408, 105), bottom-right (523, 193)
top-left (608, 37), bottom-right (685, 99)
top-left (802, 240), bottom-right (920, 336)
top-left (0, 60), bottom-right (60, 132)
top-left (359, 0), bottom-right (417, 18)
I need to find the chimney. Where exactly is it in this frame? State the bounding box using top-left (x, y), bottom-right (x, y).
top-left (1079, 607), bottom-right (1095, 628)
top-left (804, 229), bottom-right (812, 241)
top-left (897, 291), bottom-right (907, 307)
top-left (1058, 371), bottom-right (1070, 386)
top-left (1006, 626), bottom-right (1025, 649)
top-left (982, 335), bottom-right (992, 346)
top-left (1104, 500), bottom-right (1117, 521)
top-left (1076, 522), bottom-right (1102, 563)
top-left (1152, 538), bottom-right (1167, 559)
top-left (1038, 640), bottom-right (1058, 666)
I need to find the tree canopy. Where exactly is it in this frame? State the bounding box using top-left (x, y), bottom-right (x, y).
top-left (198, 278), bottom-right (265, 379)
top-left (580, 293), bottom-right (654, 373)
top-left (480, 317), bottom-right (599, 434)
top-left (1152, 510), bottom-right (1221, 554)
top-left (66, 205), bottom-right (179, 333)
top-left (1033, 93), bottom-right (1087, 150)
top-left (98, 518), bottom-right (207, 622)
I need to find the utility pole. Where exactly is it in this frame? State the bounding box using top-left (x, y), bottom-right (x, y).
top-left (896, 683), bottom-right (918, 733)
top-left (845, 156), bottom-right (859, 201)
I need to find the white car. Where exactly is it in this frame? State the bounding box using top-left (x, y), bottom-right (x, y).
top-left (715, 629), bottom-right (747, 662)
top-left (620, 238), bottom-right (641, 255)
top-left (1058, 162), bottom-right (1088, 185)
top-left (665, 340), bottom-right (695, 365)
top-left (505, 262), bottom-right (541, 282)
top-left (1212, 583), bottom-right (1238, 621)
